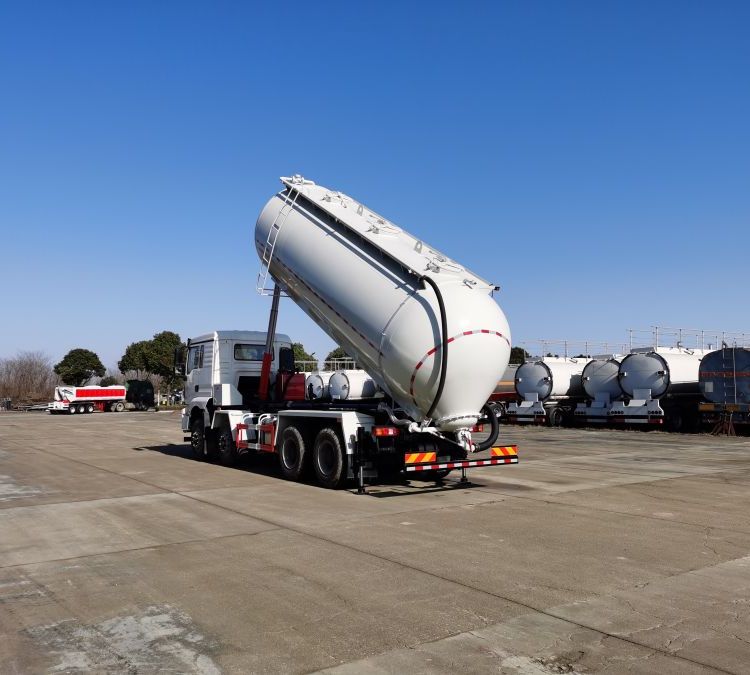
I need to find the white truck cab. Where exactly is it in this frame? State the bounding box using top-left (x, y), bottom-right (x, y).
top-left (179, 330), bottom-right (293, 437)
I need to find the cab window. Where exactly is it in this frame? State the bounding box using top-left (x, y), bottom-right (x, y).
top-left (234, 344), bottom-right (267, 361)
top-left (188, 345), bottom-right (204, 372)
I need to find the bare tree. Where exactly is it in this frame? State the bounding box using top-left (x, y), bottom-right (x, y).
top-left (0, 351), bottom-right (59, 403)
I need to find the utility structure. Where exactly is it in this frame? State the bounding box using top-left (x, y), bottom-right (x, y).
top-left (179, 175), bottom-right (518, 490)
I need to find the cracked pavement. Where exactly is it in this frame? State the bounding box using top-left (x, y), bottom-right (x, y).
top-left (1, 413), bottom-right (749, 673)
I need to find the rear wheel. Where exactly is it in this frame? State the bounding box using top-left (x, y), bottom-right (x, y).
top-left (190, 418), bottom-right (206, 461)
top-left (68, 405), bottom-right (76, 414)
top-left (216, 427), bottom-right (237, 467)
top-left (279, 425), bottom-right (307, 481)
top-left (547, 407), bottom-right (564, 427)
top-left (114, 401), bottom-right (125, 412)
top-left (313, 427), bottom-right (347, 489)
top-left (86, 404), bottom-right (94, 414)
top-left (77, 404), bottom-right (86, 414)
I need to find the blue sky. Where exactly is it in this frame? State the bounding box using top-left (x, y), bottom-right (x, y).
top-left (1, 1), bottom-right (748, 368)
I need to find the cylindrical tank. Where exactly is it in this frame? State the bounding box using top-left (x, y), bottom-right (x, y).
top-left (305, 371), bottom-right (334, 400)
top-left (699, 347), bottom-right (750, 404)
top-left (255, 176), bottom-right (511, 430)
top-left (328, 370), bottom-right (378, 400)
top-left (617, 348), bottom-right (705, 398)
top-left (581, 358), bottom-right (622, 401)
top-left (514, 358), bottom-right (587, 402)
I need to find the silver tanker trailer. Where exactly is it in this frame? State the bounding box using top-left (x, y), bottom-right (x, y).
top-left (609, 346), bottom-right (709, 431)
top-left (573, 356), bottom-right (624, 424)
top-left (506, 356), bottom-right (589, 426)
top-left (179, 175), bottom-right (519, 490)
top-left (699, 347), bottom-right (750, 431)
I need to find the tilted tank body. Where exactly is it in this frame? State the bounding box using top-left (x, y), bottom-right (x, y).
top-left (255, 176), bottom-right (511, 431)
top-left (514, 357), bottom-right (587, 402)
top-left (699, 347), bottom-right (750, 405)
top-left (617, 347), bottom-right (707, 398)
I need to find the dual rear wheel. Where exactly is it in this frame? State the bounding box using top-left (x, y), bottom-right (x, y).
top-left (280, 425), bottom-right (346, 489)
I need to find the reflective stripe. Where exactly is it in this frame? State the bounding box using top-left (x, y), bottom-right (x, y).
top-left (405, 457), bottom-right (518, 471)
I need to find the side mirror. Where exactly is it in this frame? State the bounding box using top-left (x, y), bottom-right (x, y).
top-left (279, 346), bottom-right (295, 373)
top-left (174, 346), bottom-right (187, 377)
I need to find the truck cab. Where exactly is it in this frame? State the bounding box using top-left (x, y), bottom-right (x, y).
top-left (179, 330), bottom-right (294, 437)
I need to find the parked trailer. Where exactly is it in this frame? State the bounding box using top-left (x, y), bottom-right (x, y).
top-left (574, 357), bottom-right (623, 424)
top-left (506, 356), bottom-right (589, 426)
top-left (48, 386), bottom-right (127, 414)
top-left (180, 176), bottom-right (518, 490)
top-left (487, 364), bottom-right (518, 418)
top-left (609, 347), bottom-right (709, 431)
top-left (699, 347), bottom-right (750, 431)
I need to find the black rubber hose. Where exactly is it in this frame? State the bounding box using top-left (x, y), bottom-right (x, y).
top-left (475, 403), bottom-right (500, 452)
top-left (422, 276), bottom-right (448, 421)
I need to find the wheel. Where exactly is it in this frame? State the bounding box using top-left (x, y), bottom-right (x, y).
top-left (77, 404), bottom-right (86, 414)
top-left (114, 401), bottom-right (125, 412)
top-left (68, 404), bottom-right (76, 414)
top-left (313, 427), bottom-right (347, 489)
top-left (190, 418), bottom-right (207, 461)
top-left (547, 407), bottom-right (564, 427)
top-left (279, 425), bottom-right (307, 481)
top-left (216, 427), bottom-right (237, 467)
top-left (86, 404), bottom-right (94, 414)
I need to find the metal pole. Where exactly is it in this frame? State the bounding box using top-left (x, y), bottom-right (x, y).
top-left (258, 284), bottom-right (282, 401)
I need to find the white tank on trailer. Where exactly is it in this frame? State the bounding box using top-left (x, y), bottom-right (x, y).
top-left (514, 357), bottom-right (588, 402)
top-left (328, 370), bottom-right (378, 400)
top-left (304, 371), bottom-right (334, 400)
top-left (617, 347), bottom-right (708, 398)
top-left (255, 176), bottom-right (511, 431)
top-left (581, 358), bottom-right (623, 401)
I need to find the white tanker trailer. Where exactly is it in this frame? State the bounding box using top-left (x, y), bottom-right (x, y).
top-left (573, 357), bottom-right (624, 424)
top-left (609, 346), bottom-right (708, 431)
top-left (506, 356), bottom-right (589, 426)
top-left (180, 176), bottom-right (518, 490)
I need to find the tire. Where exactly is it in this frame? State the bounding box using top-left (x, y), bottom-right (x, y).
top-left (547, 407), bottom-right (564, 427)
top-left (114, 401), bottom-right (125, 413)
top-left (279, 425), bottom-right (307, 481)
top-left (68, 405), bottom-right (76, 414)
top-left (86, 404), bottom-right (94, 414)
top-left (313, 427), bottom-right (347, 489)
top-left (190, 418), bottom-right (207, 461)
top-left (216, 427), bottom-right (237, 467)
top-left (77, 404), bottom-right (86, 414)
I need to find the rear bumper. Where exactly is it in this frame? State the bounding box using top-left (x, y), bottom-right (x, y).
top-left (404, 445), bottom-right (518, 472)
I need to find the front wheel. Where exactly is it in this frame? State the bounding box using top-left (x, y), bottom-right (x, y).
top-left (190, 419), bottom-right (206, 461)
top-left (313, 427), bottom-right (347, 489)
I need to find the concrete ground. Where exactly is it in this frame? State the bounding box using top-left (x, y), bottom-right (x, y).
top-left (0, 412), bottom-right (749, 674)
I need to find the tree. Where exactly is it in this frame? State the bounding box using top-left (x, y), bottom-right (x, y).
top-left (118, 341), bottom-right (150, 378)
top-left (118, 331), bottom-right (185, 390)
top-left (509, 347), bottom-right (531, 364)
top-left (292, 342), bottom-right (316, 368)
top-left (54, 348), bottom-right (105, 386)
top-left (145, 331), bottom-right (183, 388)
top-left (0, 351), bottom-right (58, 402)
top-left (324, 346), bottom-right (355, 370)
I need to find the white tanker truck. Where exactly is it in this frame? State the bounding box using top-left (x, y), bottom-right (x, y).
top-left (179, 176), bottom-right (518, 490)
top-left (573, 356), bottom-right (624, 424)
top-left (608, 346), bottom-right (709, 431)
top-left (506, 356), bottom-right (589, 426)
